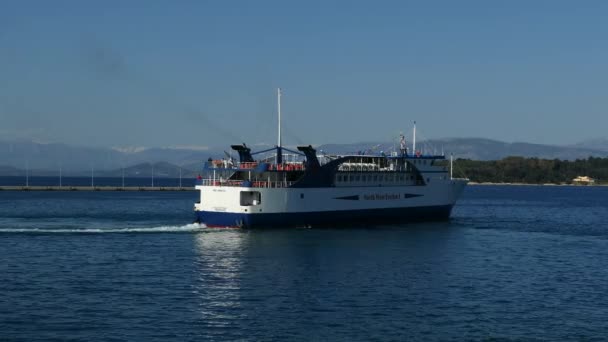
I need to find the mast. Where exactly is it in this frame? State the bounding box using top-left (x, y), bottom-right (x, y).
top-left (276, 88), bottom-right (283, 164)
top-left (450, 153), bottom-right (453, 180)
top-left (413, 121), bottom-right (417, 154)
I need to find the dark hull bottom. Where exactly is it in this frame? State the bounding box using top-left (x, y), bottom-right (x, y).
top-left (196, 205), bottom-right (454, 228)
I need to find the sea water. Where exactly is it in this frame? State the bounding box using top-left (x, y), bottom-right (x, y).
top-left (1, 186), bottom-right (607, 340)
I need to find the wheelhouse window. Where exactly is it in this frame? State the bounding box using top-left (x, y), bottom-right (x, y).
top-left (240, 191), bottom-right (261, 206)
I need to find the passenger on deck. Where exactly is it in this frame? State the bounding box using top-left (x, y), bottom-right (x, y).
top-left (400, 134), bottom-right (408, 156)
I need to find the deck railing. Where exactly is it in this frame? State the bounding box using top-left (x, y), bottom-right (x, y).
top-left (266, 163), bottom-right (305, 171)
top-left (196, 179), bottom-right (295, 188)
top-left (206, 161), bottom-right (306, 171)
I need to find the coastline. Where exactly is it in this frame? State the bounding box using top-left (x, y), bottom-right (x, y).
top-left (468, 182), bottom-right (607, 187)
top-left (0, 186), bottom-right (195, 191)
top-left (1, 183), bottom-right (605, 191)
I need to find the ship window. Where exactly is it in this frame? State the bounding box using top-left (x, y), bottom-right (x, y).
top-left (240, 191), bottom-right (261, 206)
top-left (373, 175), bottom-right (378, 181)
top-left (300, 193), bottom-right (304, 199)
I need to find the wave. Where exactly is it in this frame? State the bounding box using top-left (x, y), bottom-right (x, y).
top-left (0, 223), bottom-right (208, 234)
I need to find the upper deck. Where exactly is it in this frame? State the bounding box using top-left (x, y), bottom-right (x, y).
top-left (197, 144), bottom-right (449, 189)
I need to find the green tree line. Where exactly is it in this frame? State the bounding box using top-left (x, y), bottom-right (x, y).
top-left (453, 156), bottom-right (608, 184)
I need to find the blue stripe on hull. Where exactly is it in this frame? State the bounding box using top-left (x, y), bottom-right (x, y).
top-left (196, 205), bottom-right (453, 228)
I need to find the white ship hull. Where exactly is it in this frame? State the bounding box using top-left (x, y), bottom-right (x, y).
top-left (195, 178), bottom-right (467, 228)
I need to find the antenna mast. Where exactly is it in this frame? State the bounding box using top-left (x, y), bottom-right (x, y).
top-left (276, 88), bottom-right (283, 164)
top-left (450, 153), bottom-right (454, 180)
top-left (413, 121), bottom-right (417, 154)
top-left (278, 88), bottom-right (282, 148)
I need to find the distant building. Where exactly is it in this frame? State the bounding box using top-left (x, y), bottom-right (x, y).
top-left (572, 176), bottom-right (595, 185)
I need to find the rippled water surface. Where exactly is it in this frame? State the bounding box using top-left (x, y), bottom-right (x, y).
top-left (1, 186), bottom-right (608, 341)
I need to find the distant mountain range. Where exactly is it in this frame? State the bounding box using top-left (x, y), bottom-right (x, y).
top-left (571, 138), bottom-right (608, 152)
top-left (318, 138), bottom-right (608, 160)
top-left (0, 140), bottom-right (217, 175)
top-left (1, 138), bottom-right (607, 176)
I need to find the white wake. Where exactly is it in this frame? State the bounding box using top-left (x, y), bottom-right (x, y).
top-left (0, 223), bottom-right (207, 234)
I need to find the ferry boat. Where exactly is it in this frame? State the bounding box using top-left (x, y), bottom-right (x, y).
top-left (194, 90), bottom-right (468, 228)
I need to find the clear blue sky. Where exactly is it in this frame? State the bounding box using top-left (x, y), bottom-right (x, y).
top-left (1, 0), bottom-right (607, 148)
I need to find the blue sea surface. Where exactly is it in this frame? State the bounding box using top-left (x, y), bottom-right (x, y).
top-left (1, 185), bottom-right (608, 341)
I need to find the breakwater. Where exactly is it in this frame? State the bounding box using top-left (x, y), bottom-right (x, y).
top-left (0, 176), bottom-right (198, 190)
top-left (0, 186), bottom-right (194, 191)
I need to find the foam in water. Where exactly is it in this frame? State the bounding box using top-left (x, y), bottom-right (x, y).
top-left (0, 223), bottom-right (208, 234)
